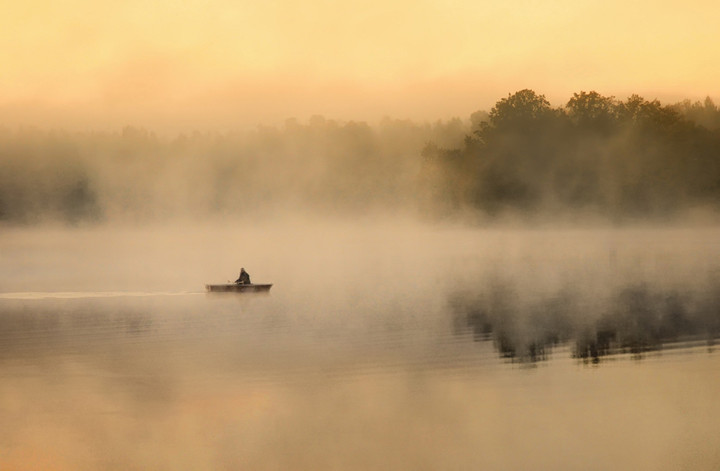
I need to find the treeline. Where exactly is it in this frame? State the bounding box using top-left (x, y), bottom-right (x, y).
top-left (422, 90), bottom-right (720, 221)
top-left (0, 118), bottom-right (466, 223)
top-left (1, 90), bottom-right (719, 224)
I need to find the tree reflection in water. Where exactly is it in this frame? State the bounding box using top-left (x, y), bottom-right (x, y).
top-left (451, 278), bottom-right (720, 364)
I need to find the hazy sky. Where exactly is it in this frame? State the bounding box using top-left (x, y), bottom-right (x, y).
top-left (2, 0), bottom-right (719, 131)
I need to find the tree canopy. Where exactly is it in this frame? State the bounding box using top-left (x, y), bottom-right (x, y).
top-left (423, 90), bottom-right (720, 221)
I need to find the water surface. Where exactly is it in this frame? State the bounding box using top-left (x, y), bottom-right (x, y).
top-left (1, 224), bottom-right (719, 470)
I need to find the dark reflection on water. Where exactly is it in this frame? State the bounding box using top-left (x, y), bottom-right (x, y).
top-left (2, 286), bottom-right (719, 380)
top-left (2, 281), bottom-right (720, 372)
top-left (451, 278), bottom-right (720, 364)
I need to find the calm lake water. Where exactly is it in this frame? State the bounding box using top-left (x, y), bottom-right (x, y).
top-left (1, 223), bottom-right (719, 470)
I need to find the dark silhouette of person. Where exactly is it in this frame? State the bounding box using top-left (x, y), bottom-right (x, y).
top-left (235, 268), bottom-right (251, 285)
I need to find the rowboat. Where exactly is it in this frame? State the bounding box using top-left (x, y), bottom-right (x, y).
top-left (205, 283), bottom-right (273, 293)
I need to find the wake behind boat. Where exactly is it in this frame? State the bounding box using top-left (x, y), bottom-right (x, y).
top-left (205, 283), bottom-right (272, 293)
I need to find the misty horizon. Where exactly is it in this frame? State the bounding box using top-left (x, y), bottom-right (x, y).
top-left (2, 89), bottom-right (719, 226)
top-left (3, 84), bottom-right (718, 136)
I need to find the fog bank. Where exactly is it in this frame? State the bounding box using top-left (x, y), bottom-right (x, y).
top-left (2, 90), bottom-right (720, 227)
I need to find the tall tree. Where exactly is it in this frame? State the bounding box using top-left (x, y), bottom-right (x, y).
top-left (487, 89), bottom-right (553, 133)
top-left (566, 91), bottom-right (617, 133)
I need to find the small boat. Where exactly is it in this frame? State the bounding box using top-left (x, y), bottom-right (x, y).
top-left (205, 283), bottom-right (273, 293)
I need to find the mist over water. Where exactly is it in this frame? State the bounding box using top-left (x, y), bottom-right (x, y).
top-left (3, 90), bottom-right (720, 469)
top-left (2, 222), bottom-right (720, 470)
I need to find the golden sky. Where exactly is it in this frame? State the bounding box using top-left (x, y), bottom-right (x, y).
top-left (2, 0), bottom-right (719, 131)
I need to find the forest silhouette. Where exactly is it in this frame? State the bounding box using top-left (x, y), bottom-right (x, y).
top-left (1, 90), bottom-right (719, 224)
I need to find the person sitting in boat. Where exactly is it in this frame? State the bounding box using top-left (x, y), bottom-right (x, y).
top-left (235, 268), bottom-right (251, 285)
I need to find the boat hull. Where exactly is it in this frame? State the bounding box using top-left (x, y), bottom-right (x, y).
top-left (205, 283), bottom-right (273, 293)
